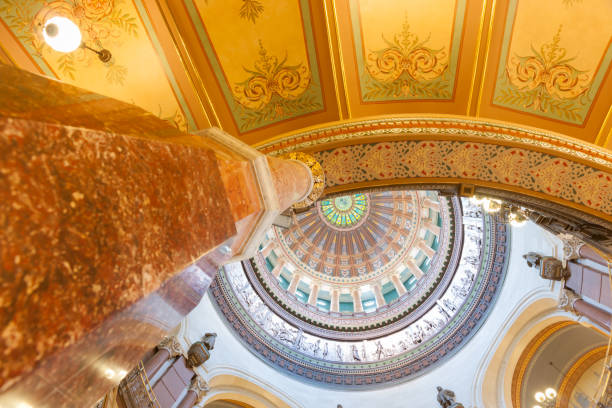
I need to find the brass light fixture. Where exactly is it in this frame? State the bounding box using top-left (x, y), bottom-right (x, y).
top-left (533, 387), bottom-right (557, 408)
top-left (470, 195), bottom-right (528, 227)
top-left (42, 16), bottom-right (112, 63)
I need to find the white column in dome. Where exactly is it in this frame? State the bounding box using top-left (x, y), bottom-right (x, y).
top-left (308, 284), bottom-right (319, 305)
top-left (288, 273), bottom-right (301, 294)
top-left (331, 289), bottom-right (340, 312)
top-left (418, 239), bottom-right (436, 258)
top-left (391, 274), bottom-right (407, 296)
top-left (422, 218), bottom-right (441, 236)
top-left (271, 258), bottom-right (286, 278)
top-left (352, 289), bottom-right (363, 313)
top-left (406, 259), bottom-right (423, 279)
top-left (261, 240), bottom-right (276, 257)
top-left (373, 283), bottom-right (385, 307)
top-left (421, 198), bottom-right (440, 210)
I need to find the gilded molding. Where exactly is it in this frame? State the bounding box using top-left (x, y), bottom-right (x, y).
top-left (511, 321), bottom-right (576, 408)
top-left (557, 346), bottom-right (608, 408)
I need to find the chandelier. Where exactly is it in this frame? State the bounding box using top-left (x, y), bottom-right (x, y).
top-left (469, 195), bottom-right (528, 227)
top-left (533, 387), bottom-right (557, 408)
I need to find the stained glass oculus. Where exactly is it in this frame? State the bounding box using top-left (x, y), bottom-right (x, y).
top-left (320, 193), bottom-right (368, 228)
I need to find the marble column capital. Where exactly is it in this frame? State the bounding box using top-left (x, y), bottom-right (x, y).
top-left (158, 335), bottom-right (184, 358)
top-left (558, 288), bottom-right (581, 314)
top-left (189, 375), bottom-right (210, 404)
top-left (558, 233), bottom-right (585, 263)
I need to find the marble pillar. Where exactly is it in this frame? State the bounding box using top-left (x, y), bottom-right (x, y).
top-left (391, 274), bottom-right (408, 296)
top-left (422, 198), bottom-right (440, 210)
top-left (352, 289), bottom-right (364, 313)
top-left (418, 240), bottom-right (436, 258)
top-left (559, 289), bottom-right (611, 331)
top-left (423, 219), bottom-right (441, 236)
top-left (288, 273), bottom-right (302, 294)
top-left (579, 245), bottom-right (609, 267)
top-left (0, 65), bottom-right (314, 407)
top-left (176, 376), bottom-right (209, 408)
top-left (331, 290), bottom-right (340, 313)
top-left (271, 258), bottom-right (286, 278)
top-left (406, 259), bottom-right (424, 279)
top-left (373, 284), bottom-right (386, 308)
top-left (196, 128), bottom-right (313, 262)
top-left (308, 285), bottom-right (320, 306)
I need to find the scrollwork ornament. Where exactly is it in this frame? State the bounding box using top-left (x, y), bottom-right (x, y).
top-left (558, 288), bottom-right (582, 315)
top-left (189, 375), bottom-right (210, 404)
top-left (157, 336), bottom-right (183, 358)
top-left (558, 233), bottom-right (585, 263)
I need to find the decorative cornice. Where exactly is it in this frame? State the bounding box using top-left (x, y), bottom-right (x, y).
top-left (255, 117), bottom-right (612, 169)
top-left (252, 117), bottom-right (612, 222)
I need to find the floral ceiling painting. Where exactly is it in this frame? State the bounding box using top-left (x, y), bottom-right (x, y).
top-left (493, 0), bottom-right (612, 125)
top-left (184, 0), bottom-right (323, 133)
top-left (350, 0), bottom-right (465, 102)
top-left (0, 0), bottom-right (194, 131)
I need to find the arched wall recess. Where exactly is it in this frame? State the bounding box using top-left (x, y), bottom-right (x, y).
top-left (256, 116), bottom-right (612, 253)
top-left (203, 373), bottom-right (296, 408)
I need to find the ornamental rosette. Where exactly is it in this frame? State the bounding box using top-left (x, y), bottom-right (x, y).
top-left (78, 0), bottom-right (114, 21)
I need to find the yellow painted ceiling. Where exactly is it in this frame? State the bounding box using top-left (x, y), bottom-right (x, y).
top-left (0, 0), bottom-right (610, 148)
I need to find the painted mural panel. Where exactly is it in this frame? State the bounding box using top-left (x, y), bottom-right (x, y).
top-left (493, 0), bottom-right (612, 125)
top-left (349, 0), bottom-right (465, 102)
top-left (0, 0), bottom-right (194, 131)
top-left (185, 0), bottom-right (323, 133)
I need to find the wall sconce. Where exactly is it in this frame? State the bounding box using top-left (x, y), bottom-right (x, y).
top-left (42, 16), bottom-right (112, 63)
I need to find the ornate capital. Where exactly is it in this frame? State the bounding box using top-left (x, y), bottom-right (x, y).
top-left (189, 375), bottom-right (210, 404)
top-left (559, 288), bottom-right (582, 314)
top-left (279, 152), bottom-right (324, 209)
top-left (558, 233), bottom-right (585, 262)
top-left (157, 336), bottom-right (183, 358)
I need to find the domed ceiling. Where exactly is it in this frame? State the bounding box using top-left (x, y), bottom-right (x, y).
top-left (211, 189), bottom-right (510, 387)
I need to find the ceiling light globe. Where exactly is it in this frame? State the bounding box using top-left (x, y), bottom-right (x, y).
top-left (43, 16), bottom-right (82, 53)
top-left (545, 388), bottom-right (557, 399)
top-left (535, 392), bottom-right (546, 402)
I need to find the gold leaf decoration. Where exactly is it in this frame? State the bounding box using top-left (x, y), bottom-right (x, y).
top-left (363, 15), bottom-right (449, 100)
top-left (503, 25), bottom-right (591, 113)
top-left (239, 0), bottom-right (264, 24)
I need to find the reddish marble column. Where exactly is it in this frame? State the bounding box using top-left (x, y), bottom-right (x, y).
top-left (176, 391), bottom-right (197, 408)
top-left (143, 349), bottom-right (171, 379)
top-left (574, 299), bottom-right (612, 331)
top-left (580, 245), bottom-right (610, 267)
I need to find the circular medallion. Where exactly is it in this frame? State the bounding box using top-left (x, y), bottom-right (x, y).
top-left (320, 193), bottom-right (368, 229)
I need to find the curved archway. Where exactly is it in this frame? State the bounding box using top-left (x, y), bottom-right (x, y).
top-left (257, 116), bottom-right (612, 225)
top-left (202, 373), bottom-right (296, 408)
top-left (471, 292), bottom-right (568, 408)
